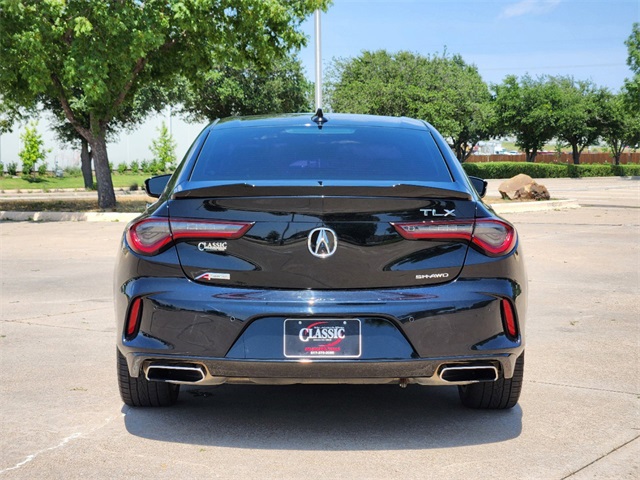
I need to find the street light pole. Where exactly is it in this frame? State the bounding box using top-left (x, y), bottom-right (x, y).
top-left (314, 9), bottom-right (322, 111)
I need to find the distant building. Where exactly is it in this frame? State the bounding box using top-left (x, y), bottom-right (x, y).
top-left (0, 109), bottom-right (207, 171)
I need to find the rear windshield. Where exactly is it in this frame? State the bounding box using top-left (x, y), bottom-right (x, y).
top-left (190, 125), bottom-right (452, 182)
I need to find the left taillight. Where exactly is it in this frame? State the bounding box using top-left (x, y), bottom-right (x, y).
top-left (126, 218), bottom-right (173, 256)
top-left (126, 217), bottom-right (254, 256)
top-left (391, 218), bottom-right (517, 257)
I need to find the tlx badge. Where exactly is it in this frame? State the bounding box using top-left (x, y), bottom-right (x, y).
top-left (420, 208), bottom-right (455, 218)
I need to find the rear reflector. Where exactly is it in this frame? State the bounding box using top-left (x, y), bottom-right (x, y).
top-left (126, 217), bottom-right (254, 256)
top-left (126, 297), bottom-right (143, 339)
top-left (501, 298), bottom-right (518, 339)
top-left (391, 218), bottom-right (516, 257)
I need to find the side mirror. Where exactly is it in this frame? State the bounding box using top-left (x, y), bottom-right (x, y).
top-left (469, 176), bottom-right (488, 198)
top-left (144, 174), bottom-right (172, 198)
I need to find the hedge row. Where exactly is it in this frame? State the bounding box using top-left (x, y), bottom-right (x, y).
top-left (462, 162), bottom-right (640, 179)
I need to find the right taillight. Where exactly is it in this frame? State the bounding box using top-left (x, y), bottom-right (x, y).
top-left (471, 219), bottom-right (517, 257)
top-left (125, 217), bottom-right (254, 256)
top-left (391, 218), bottom-right (516, 257)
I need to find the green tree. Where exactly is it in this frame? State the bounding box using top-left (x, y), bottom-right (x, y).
top-left (493, 75), bottom-right (560, 163)
top-left (326, 50), bottom-right (492, 162)
top-left (0, 0), bottom-right (329, 208)
top-left (181, 55), bottom-right (312, 122)
top-left (552, 77), bottom-right (606, 165)
top-left (47, 83), bottom-right (175, 188)
top-left (50, 117), bottom-right (94, 188)
top-left (623, 23), bottom-right (640, 111)
top-left (601, 91), bottom-right (640, 164)
top-left (149, 122), bottom-right (177, 172)
top-left (0, 95), bottom-right (30, 133)
top-left (18, 122), bottom-right (48, 179)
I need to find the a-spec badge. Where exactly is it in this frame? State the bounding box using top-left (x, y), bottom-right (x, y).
top-left (195, 272), bottom-right (231, 281)
top-left (420, 208), bottom-right (455, 217)
top-left (198, 241), bottom-right (227, 252)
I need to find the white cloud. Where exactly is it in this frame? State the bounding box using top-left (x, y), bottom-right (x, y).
top-left (500, 0), bottom-right (562, 19)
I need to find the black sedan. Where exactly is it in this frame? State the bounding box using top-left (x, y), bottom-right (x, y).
top-left (115, 111), bottom-right (527, 409)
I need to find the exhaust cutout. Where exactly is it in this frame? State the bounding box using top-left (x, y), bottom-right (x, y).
top-left (439, 365), bottom-right (498, 383)
top-left (146, 365), bottom-right (206, 384)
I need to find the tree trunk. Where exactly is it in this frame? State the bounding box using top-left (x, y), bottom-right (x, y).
top-left (454, 143), bottom-right (463, 162)
top-left (455, 142), bottom-right (475, 163)
top-left (611, 141), bottom-right (623, 165)
top-left (90, 136), bottom-right (117, 209)
top-left (80, 139), bottom-right (93, 189)
top-left (571, 144), bottom-right (581, 165)
top-left (526, 149), bottom-right (537, 163)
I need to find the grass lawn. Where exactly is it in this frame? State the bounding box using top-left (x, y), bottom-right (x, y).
top-left (0, 173), bottom-right (150, 191)
top-left (0, 197), bottom-right (150, 213)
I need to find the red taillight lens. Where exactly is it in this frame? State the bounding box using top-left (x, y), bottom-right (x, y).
top-left (126, 217), bottom-right (254, 256)
top-left (126, 218), bottom-right (173, 255)
top-left (501, 298), bottom-right (518, 339)
top-left (126, 297), bottom-right (143, 339)
top-left (472, 219), bottom-right (517, 256)
top-left (391, 218), bottom-right (516, 257)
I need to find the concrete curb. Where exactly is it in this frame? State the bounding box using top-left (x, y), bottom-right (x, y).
top-left (0, 188), bottom-right (149, 195)
top-left (0, 211), bottom-right (139, 222)
top-left (490, 198), bottom-right (580, 214)
top-left (0, 199), bottom-right (580, 222)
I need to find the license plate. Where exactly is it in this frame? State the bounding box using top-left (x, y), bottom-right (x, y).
top-left (284, 319), bottom-right (361, 358)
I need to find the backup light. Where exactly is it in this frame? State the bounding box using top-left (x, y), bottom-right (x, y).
top-left (392, 221), bottom-right (474, 241)
top-left (126, 217), bottom-right (254, 256)
top-left (391, 218), bottom-right (517, 257)
top-left (170, 219), bottom-right (254, 240)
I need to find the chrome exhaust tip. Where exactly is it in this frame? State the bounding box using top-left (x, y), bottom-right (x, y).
top-left (145, 365), bottom-right (206, 384)
top-left (439, 365), bottom-right (498, 383)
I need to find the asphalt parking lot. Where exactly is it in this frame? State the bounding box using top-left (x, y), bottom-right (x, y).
top-left (1, 177), bottom-right (638, 479)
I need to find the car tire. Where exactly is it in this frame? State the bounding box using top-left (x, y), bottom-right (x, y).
top-left (457, 352), bottom-right (524, 409)
top-left (117, 349), bottom-right (179, 407)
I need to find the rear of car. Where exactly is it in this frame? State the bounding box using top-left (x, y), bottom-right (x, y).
top-left (115, 113), bottom-right (526, 409)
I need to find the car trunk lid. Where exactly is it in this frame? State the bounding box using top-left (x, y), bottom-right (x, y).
top-left (167, 182), bottom-right (476, 289)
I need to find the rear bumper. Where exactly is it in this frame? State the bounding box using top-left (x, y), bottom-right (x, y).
top-left (116, 279), bottom-right (526, 381)
top-left (115, 238), bottom-right (527, 384)
top-left (127, 353), bottom-right (518, 386)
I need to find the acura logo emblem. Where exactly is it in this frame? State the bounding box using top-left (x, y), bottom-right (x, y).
top-left (307, 227), bottom-right (338, 258)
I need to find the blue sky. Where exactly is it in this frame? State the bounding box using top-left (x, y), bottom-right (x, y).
top-left (298, 0), bottom-right (639, 91)
top-left (2, 0), bottom-right (638, 168)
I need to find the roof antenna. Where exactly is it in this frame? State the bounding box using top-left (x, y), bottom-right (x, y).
top-left (311, 108), bottom-right (328, 128)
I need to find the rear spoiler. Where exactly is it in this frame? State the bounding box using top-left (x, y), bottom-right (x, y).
top-left (171, 181), bottom-right (472, 200)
